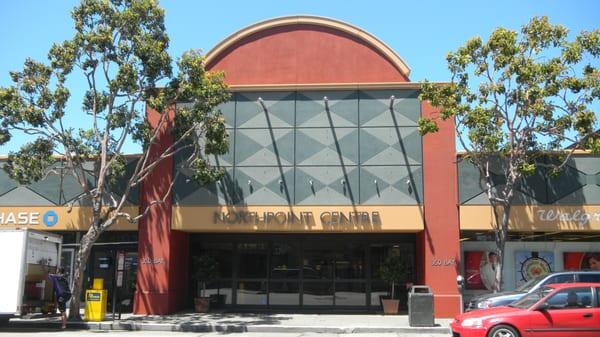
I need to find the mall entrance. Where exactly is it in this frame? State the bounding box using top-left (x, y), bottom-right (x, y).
top-left (189, 234), bottom-right (415, 311)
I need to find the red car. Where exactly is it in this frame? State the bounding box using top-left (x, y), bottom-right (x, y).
top-left (451, 283), bottom-right (600, 337)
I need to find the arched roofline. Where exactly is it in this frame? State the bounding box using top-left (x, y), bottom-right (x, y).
top-left (205, 15), bottom-right (411, 78)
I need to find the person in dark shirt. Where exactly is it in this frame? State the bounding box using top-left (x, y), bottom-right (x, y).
top-left (48, 267), bottom-right (71, 329)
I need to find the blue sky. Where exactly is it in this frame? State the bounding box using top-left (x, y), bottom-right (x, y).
top-left (1, 0), bottom-right (598, 154)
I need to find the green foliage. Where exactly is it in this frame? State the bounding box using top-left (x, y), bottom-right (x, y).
top-left (419, 16), bottom-right (599, 158)
top-left (192, 255), bottom-right (219, 297)
top-left (378, 255), bottom-right (408, 295)
top-left (189, 157), bottom-right (225, 186)
top-left (0, 0), bottom-right (229, 190)
top-left (419, 16), bottom-right (599, 291)
top-left (0, 0), bottom-right (231, 320)
top-left (4, 139), bottom-right (56, 185)
top-left (107, 154), bottom-right (126, 188)
top-left (192, 255), bottom-right (219, 282)
top-left (191, 254), bottom-right (218, 298)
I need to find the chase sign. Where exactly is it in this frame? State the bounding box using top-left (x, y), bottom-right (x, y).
top-left (0, 210), bottom-right (59, 227)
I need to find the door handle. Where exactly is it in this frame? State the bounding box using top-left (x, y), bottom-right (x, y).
top-left (583, 313), bottom-right (593, 318)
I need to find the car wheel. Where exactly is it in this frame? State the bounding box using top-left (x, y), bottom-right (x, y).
top-left (487, 324), bottom-right (520, 337)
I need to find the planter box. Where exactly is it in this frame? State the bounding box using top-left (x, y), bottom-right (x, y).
top-left (194, 297), bottom-right (210, 313)
top-left (381, 298), bottom-right (399, 315)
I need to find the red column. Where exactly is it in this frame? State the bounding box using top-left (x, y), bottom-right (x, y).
top-left (420, 101), bottom-right (461, 318)
top-left (134, 105), bottom-right (190, 315)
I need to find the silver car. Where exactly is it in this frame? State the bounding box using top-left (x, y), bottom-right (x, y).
top-left (466, 270), bottom-right (600, 311)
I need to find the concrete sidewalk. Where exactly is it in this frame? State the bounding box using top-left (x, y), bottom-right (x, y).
top-left (8, 313), bottom-right (452, 334)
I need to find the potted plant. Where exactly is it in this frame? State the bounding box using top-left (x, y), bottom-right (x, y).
top-left (378, 255), bottom-right (408, 314)
top-left (192, 255), bottom-right (218, 312)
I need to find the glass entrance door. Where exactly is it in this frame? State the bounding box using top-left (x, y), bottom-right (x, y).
top-left (60, 248), bottom-right (75, 288)
top-left (269, 242), bottom-right (301, 306)
top-left (115, 251), bottom-right (138, 312)
top-left (302, 247), bottom-right (334, 306)
top-left (334, 243), bottom-right (366, 306)
top-left (236, 242), bottom-right (268, 305)
top-left (90, 249), bottom-right (115, 308)
top-left (191, 234), bottom-right (415, 311)
top-left (89, 245), bottom-right (137, 313)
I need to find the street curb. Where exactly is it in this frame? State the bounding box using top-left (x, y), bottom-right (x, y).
top-left (7, 320), bottom-right (452, 334)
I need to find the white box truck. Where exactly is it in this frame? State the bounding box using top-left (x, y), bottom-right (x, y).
top-left (0, 228), bottom-right (62, 325)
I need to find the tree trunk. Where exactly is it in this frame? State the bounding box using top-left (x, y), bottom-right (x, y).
top-left (68, 229), bottom-right (99, 320)
top-left (493, 203), bottom-right (511, 292)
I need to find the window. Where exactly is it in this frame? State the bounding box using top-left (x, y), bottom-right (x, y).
top-left (544, 274), bottom-right (575, 285)
top-left (578, 274), bottom-right (600, 283)
top-left (511, 287), bottom-right (553, 309)
top-left (545, 287), bottom-right (593, 309)
top-left (238, 243), bottom-right (268, 278)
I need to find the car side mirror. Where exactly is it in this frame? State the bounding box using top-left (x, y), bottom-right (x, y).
top-left (536, 302), bottom-right (549, 311)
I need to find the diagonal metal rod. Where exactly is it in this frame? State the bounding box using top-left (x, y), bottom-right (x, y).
top-left (324, 96), bottom-right (356, 205)
top-left (259, 97), bottom-right (293, 207)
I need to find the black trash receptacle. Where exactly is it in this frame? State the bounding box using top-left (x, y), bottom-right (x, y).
top-left (408, 285), bottom-right (434, 327)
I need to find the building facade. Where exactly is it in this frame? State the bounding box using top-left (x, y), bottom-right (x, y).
top-left (0, 16), bottom-right (598, 319)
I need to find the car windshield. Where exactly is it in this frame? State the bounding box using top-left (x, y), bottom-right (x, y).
top-left (515, 274), bottom-right (547, 292)
top-left (509, 286), bottom-right (554, 309)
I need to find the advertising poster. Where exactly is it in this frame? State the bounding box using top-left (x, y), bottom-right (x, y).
top-left (564, 252), bottom-right (600, 270)
top-left (515, 251), bottom-right (554, 287)
top-left (464, 251), bottom-right (499, 291)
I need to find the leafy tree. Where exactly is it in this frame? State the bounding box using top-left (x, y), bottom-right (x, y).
top-left (419, 16), bottom-right (599, 290)
top-left (378, 255), bottom-right (408, 300)
top-left (192, 255), bottom-right (219, 298)
top-left (0, 0), bottom-right (229, 319)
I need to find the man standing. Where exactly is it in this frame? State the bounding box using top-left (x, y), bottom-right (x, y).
top-left (480, 252), bottom-right (500, 292)
top-left (48, 267), bottom-right (71, 329)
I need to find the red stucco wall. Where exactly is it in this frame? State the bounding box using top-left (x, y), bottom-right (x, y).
top-left (134, 106), bottom-right (189, 315)
top-left (207, 24), bottom-right (409, 84)
top-left (136, 18), bottom-right (461, 318)
top-left (421, 101), bottom-right (462, 318)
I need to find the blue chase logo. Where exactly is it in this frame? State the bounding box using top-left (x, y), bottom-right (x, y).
top-left (42, 210), bottom-right (58, 227)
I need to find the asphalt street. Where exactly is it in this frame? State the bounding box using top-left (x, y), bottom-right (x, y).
top-left (0, 329), bottom-right (451, 337)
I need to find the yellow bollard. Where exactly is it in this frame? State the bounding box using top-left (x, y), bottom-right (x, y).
top-left (84, 278), bottom-right (107, 321)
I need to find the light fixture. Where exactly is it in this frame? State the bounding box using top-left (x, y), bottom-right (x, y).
top-left (258, 97), bottom-right (267, 111)
top-left (389, 95), bottom-right (395, 110)
top-left (324, 96), bottom-right (329, 111)
top-left (341, 180), bottom-right (345, 185)
top-left (309, 179), bottom-right (313, 186)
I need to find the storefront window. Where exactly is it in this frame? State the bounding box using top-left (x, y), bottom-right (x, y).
top-left (238, 243), bottom-right (268, 278)
top-left (303, 282), bottom-right (333, 305)
top-left (237, 281), bottom-right (267, 305)
top-left (335, 282), bottom-right (366, 306)
top-left (303, 249), bottom-right (334, 280)
top-left (335, 244), bottom-right (365, 279)
top-left (204, 281), bottom-right (232, 305)
top-left (370, 281), bottom-right (388, 307)
top-left (370, 244), bottom-right (414, 281)
top-left (199, 242), bottom-right (233, 278)
top-left (269, 282), bottom-right (300, 305)
top-left (189, 234), bottom-right (415, 310)
top-left (271, 242), bottom-right (301, 279)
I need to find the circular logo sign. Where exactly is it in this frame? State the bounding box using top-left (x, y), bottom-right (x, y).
top-left (521, 257), bottom-right (551, 281)
top-left (42, 210), bottom-right (58, 227)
